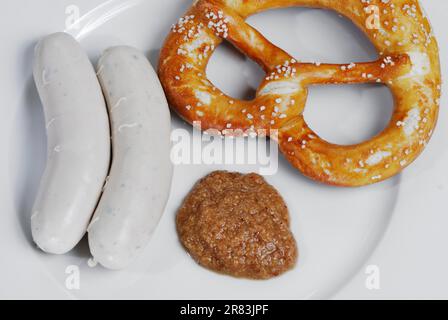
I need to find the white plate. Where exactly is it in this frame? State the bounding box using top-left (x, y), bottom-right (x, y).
top-left (1, 0), bottom-right (447, 299)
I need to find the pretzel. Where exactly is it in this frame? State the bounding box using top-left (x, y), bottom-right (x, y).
top-left (158, 0), bottom-right (441, 187)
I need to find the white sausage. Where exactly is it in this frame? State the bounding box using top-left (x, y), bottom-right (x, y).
top-left (89, 46), bottom-right (173, 270)
top-left (31, 33), bottom-right (111, 254)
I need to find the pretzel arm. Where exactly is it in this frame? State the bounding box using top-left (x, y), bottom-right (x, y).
top-left (298, 54), bottom-right (411, 85)
top-left (196, 0), bottom-right (293, 71)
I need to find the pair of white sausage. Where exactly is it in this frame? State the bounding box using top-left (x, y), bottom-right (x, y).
top-left (32, 32), bottom-right (172, 269)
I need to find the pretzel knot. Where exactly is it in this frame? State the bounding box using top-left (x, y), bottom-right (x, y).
top-left (159, 0), bottom-right (441, 187)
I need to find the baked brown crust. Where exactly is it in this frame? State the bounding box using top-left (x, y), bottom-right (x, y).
top-left (176, 171), bottom-right (298, 279)
top-left (159, 0), bottom-right (441, 187)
